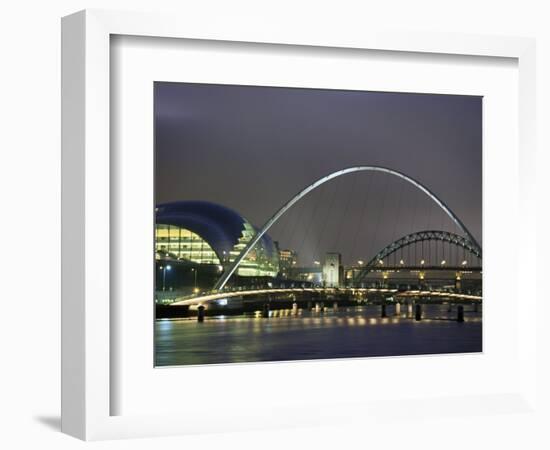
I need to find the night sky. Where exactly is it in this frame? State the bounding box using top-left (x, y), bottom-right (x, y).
top-left (155, 83), bottom-right (482, 266)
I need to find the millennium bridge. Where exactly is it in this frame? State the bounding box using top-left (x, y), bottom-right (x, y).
top-left (171, 287), bottom-right (481, 307)
top-left (168, 165), bottom-right (482, 309)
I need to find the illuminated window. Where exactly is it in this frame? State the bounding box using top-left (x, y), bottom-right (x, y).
top-left (155, 221), bottom-right (279, 278)
top-left (155, 224), bottom-right (219, 265)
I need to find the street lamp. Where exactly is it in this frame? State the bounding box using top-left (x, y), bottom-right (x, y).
top-left (191, 267), bottom-right (198, 290)
top-left (313, 260), bottom-right (320, 266)
top-left (161, 264), bottom-right (172, 291)
top-left (358, 260), bottom-right (364, 266)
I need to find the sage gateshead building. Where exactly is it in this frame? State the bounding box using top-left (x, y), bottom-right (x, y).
top-left (155, 201), bottom-right (279, 278)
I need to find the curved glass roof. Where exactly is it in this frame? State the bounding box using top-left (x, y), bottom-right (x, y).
top-left (155, 201), bottom-right (276, 262)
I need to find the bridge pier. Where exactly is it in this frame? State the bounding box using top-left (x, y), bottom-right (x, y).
top-left (395, 302), bottom-right (401, 316)
top-left (333, 301), bottom-right (338, 311)
top-left (262, 303), bottom-right (270, 318)
top-left (415, 304), bottom-right (422, 321)
top-left (407, 302), bottom-right (413, 317)
top-left (381, 303), bottom-right (387, 318)
top-left (292, 302), bottom-right (298, 315)
top-left (197, 305), bottom-right (205, 322)
top-left (457, 305), bottom-right (464, 322)
top-left (315, 302), bottom-right (320, 313)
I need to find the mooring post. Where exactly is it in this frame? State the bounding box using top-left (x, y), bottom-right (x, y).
top-left (197, 305), bottom-right (205, 322)
top-left (415, 304), bottom-right (422, 321)
top-left (262, 303), bottom-right (270, 318)
top-left (457, 305), bottom-right (464, 322)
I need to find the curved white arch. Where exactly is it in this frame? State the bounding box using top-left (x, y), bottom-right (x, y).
top-left (214, 166), bottom-right (481, 291)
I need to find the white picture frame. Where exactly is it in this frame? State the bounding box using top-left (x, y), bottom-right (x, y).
top-left (61, 9), bottom-right (537, 441)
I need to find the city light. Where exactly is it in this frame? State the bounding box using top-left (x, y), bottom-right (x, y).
top-left (462, 260), bottom-right (468, 265)
top-left (441, 260), bottom-right (446, 265)
top-left (358, 260), bottom-right (364, 265)
top-left (160, 264), bottom-right (172, 291)
top-left (313, 260), bottom-right (320, 265)
top-left (378, 259), bottom-right (384, 265)
top-left (399, 259), bottom-right (404, 265)
top-left (420, 259), bottom-right (425, 265)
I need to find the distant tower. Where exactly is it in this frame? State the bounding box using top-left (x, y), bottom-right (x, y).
top-left (323, 252), bottom-right (343, 287)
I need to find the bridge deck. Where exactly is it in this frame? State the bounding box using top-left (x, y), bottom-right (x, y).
top-left (170, 287), bottom-right (482, 306)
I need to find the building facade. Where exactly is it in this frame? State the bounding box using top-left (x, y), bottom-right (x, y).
top-left (155, 201), bottom-right (279, 278)
top-left (322, 252), bottom-right (343, 287)
top-left (277, 248), bottom-right (297, 279)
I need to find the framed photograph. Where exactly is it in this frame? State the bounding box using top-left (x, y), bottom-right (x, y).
top-left (62, 9), bottom-right (537, 440)
top-left (152, 82), bottom-right (484, 368)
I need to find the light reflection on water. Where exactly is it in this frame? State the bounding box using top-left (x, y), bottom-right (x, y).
top-left (155, 304), bottom-right (482, 367)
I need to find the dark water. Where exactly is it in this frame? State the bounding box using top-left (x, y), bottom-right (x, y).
top-left (155, 304), bottom-right (482, 366)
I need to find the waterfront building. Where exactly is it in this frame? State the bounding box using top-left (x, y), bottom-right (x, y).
top-left (286, 266), bottom-right (323, 285)
top-left (278, 248), bottom-right (298, 278)
top-left (155, 201), bottom-right (279, 277)
top-left (323, 252), bottom-right (343, 287)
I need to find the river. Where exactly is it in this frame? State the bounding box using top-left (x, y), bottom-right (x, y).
top-left (155, 303), bottom-right (482, 366)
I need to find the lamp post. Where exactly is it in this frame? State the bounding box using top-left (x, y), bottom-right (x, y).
top-left (191, 267), bottom-right (198, 290)
top-left (160, 264), bottom-right (172, 291)
top-left (354, 260), bottom-right (364, 287)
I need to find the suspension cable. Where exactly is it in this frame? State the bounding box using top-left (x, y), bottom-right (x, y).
top-left (350, 171), bottom-right (374, 264)
top-left (296, 182), bottom-right (326, 263)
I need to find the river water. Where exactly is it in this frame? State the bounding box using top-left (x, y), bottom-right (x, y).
top-left (155, 304), bottom-right (482, 366)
